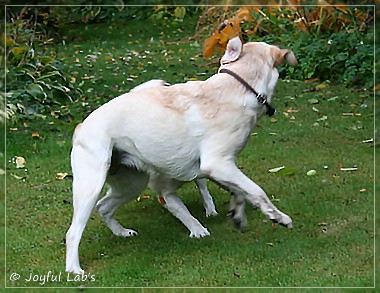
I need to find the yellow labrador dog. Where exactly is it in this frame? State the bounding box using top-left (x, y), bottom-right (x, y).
top-left (66, 37), bottom-right (297, 274)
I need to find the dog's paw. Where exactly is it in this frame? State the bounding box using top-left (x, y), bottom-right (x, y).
top-left (232, 214), bottom-right (248, 231)
top-left (189, 227), bottom-right (210, 238)
top-left (66, 267), bottom-right (84, 275)
top-left (270, 213), bottom-right (293, 229)
top-left (205, 209), bottom-right (218, 217)
top-left (228, 209), bottom-right (247, 230)
top-left (117, 228), bottom-right (138, 237)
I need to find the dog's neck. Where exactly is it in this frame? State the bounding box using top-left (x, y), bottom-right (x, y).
top-left (218, 68), bottom-right (275, 116)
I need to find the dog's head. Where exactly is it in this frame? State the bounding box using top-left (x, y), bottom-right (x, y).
top-left (220, 37), bottom-right (298, 69)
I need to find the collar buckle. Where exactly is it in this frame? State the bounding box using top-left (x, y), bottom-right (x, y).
top-left (256, 93), bottom-right (267, 105)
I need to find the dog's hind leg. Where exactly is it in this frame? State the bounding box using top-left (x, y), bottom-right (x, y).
top-left (227, 192), bottom-right (247, 230)
top-left (96, 166), bottom-right (149, 237)
top-left (66, 141), bottom-right (112, 275)
top-left (195, 179), bottom-right (218, 217)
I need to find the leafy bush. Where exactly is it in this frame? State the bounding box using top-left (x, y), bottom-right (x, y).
top-left (200, 4), bottom-right (374, 85)
top-left (258, 28), bottom-right (374, 86)
top-left (5, 8), bottom-right (82, 121)
top-left (52, 4), bottom-right (200, 24)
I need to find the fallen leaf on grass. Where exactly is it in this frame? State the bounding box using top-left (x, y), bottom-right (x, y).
top-left (268, 166), bottom-right (285, 173)
top-left (306, 170), bottom-right (317, 176)
top-left (318, 222), bottom-right (328, 226)
top-left (317, 115), bottom-right (328, 122)
top-left (82, 75), bottom-right (95, 80)
top-left (105, 55), bottom-right (113, 62)
top-left (340, 167), bottom-right (358, 171)
top-left (348, 125), bottom-right (364, 131)
top-left (32, 132), bottom-right (40, 138)
top-left (342, 113), bottom-right (362, 116)
top-left (316, 84), bottom-right (326, 89)
top-left (304, 77), bottom-right (320, 84)
top-left (10, 173), bottom-right (26, 180)
top-left (362, 138), bottom-right (373, 143)
top-left (268, 166), bottom-right (296, 175)
top-left (327, 96), bottom-right (339, 101)
top-left (286, 108), bottom-right (298, 113)
top-left (270, 195), bottom-right (280, 202)
top-left (15, 156), bottom-right (26, 168)
top-left (308, 98), bottom-right (319, 104)
top-left (137, 195), bottom-right (151, 202)
top-left (56, 172), bottom-right (69, 180)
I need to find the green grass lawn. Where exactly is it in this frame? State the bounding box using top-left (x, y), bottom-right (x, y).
top-left (4, 17), bottom-right (376, 289)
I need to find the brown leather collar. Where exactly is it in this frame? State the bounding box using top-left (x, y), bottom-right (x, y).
top-left (219, 68), bottom-right (275, 116)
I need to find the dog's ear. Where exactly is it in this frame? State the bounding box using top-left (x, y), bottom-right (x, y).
top-left (272, 48), bottom-right (298, 67)
top-left (221, 37), bottom-right (243, 65)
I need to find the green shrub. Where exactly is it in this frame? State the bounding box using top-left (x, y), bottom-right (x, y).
top-left (52, 4), bottom-right (200, 24)
top-left (250, 6), bottom-right (374, 85)
top-left (201, 5), bottom-right (374, 86)
top-left (258, 28), bottom-right (374, 86)
top-left (5, 9), bottom-right (83, 121)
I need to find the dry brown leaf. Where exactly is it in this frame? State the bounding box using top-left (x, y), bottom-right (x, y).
top-left (315, 84), bottom-right (326, 89)
top-left (234, 7), bottom-right (253, 22)
top-left (203, 34), bottom-right (220, 59)
top-left (56, 172), bottom-right (68, 180)
top-left (304, 77), bottom-right (320, 84)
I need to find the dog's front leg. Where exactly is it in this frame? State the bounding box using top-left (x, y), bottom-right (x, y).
top-left (201, 160), bottom-right (293, 228)
top-left (160, 193), bottom-right (211, 238)
top-left (150, 175), bottom-right (211, 238)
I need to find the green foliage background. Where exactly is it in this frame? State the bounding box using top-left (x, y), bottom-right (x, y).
top-left (4, 4), bottom-right (375, 121)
